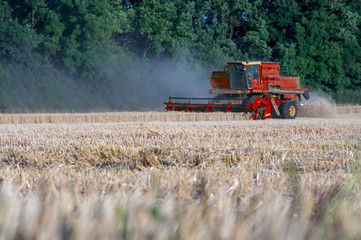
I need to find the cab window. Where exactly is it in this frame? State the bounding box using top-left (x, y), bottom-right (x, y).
top-left (252, 65), bottom-right (259, 80)
top-left (246, 66), bottom-right (252, 88)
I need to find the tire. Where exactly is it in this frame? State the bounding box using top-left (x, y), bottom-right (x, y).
top-left (280, 101), bottom-right (298, 119)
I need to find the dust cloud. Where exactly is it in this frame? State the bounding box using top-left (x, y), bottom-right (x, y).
top-left (298, 90), bottom-right (338, 118)
top-left (0, 53), bottom-right (213, 112)
top-left (122, 59), bottom-right (211, 111)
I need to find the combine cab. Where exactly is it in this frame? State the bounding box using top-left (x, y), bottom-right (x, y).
top-left (165, 61), bottom-right (310, 120)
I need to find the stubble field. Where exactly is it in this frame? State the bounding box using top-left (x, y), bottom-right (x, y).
top-left (0, 105), bottom-right (360, 240)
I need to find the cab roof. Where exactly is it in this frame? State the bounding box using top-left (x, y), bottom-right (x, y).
top-left (227, 61), bottom-right (279, 66)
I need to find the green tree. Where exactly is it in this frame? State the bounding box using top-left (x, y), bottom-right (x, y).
top-left (264, 0), bottom-right (361, 93)
top-left (50, 0), bottom-right (125, 74)
top-left (6, 0), bottom-right (127, 75)
top-left (0, 2), bottom-right (40, 64)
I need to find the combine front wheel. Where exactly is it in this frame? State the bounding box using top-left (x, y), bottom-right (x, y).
top-left (280, 101), bottom-right (298, 119)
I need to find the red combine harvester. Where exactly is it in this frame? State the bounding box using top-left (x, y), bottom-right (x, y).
top-left (165, 61), bottom-right (310, 120)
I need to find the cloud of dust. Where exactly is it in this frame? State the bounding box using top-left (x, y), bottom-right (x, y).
top-left (0, 48), bottom-right (214, 112)
top-left (97, 55), bottom-right (212, 111)
top-left (298, 90), bottom-right (338, 118)
top-left (129, 59), bottom-right (210, 110)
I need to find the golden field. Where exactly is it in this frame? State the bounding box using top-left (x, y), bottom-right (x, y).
top-left (0, 105), bottom-right (361, 239)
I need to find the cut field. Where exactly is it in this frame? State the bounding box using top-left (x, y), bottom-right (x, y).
top-left (0, 108), bottom-right (360, 239)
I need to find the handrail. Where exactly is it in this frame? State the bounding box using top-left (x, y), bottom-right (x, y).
top-left (168, 96), bottom-right (244, 102)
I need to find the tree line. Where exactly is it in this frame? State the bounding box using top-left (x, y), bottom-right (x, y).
top-left (1, 0), bottom-right (360, 112)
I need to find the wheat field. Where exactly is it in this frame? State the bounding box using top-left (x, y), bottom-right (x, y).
top-left (0, 104), bottom-right (361, 239)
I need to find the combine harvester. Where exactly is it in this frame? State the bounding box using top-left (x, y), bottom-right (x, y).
top-left (165, 61), bottom-right (310, 120)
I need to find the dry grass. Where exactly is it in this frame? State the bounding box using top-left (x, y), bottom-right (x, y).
top-left (336, 105), bottom-right (361, 114)
top-left (0, 112), bottom-right (361, 239)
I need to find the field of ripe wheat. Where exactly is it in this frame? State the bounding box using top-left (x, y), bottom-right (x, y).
top-left (0, 108), bottom-right (361, 239)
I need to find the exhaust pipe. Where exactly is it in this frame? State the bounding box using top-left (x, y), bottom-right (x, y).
top-left (303, 92), bottom-right (310, 100)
